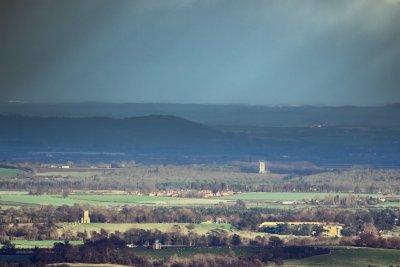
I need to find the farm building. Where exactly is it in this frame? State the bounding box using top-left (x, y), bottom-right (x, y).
top-left (152, 240), bottom-right (162, 250)
top-left (321, 224), bottom-right (342, 238)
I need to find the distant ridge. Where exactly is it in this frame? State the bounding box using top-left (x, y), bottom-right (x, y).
top-left (1, 102), bottom-right (400, 127)
top-left (0, 114), bottom-right (399, 167)
top-left (0, 114), bottom-right (226, 151)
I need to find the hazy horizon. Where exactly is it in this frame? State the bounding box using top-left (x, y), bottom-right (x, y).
top-left (3, 100), bottom-right (400, 108)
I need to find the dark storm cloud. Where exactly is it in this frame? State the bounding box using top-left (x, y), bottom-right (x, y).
top-left (0, 0), bottom-right (399, 105)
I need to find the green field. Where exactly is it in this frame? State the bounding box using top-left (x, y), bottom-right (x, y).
top-left (0, 194), bottom-right (101, 206)
top-left (12, 240), bottom-right (83, 248)
top-left (0, 192), bottom-right (387, 209)
top-left (283, 247), bottom-right (400, 267)
top-left (376, 201), bottom-right (400, 207)
top-left (68, 194), bottom-right (223, 206)
top-left (35, 171), bottom-right (101, 178)
top-left (0, 193), bottom-right (224, 207)
top-left (0, 168), bottom-right (23, 178)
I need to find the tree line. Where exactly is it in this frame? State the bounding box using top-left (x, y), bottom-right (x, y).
top-left (1, 165), bottom-right (399, 194)
top-left (1, 205), bottom-right (398, 230)
top-left (1, 205), bottom-right (399, 243)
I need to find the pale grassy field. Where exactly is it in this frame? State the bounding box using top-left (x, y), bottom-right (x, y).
top-left (0, 194), bottom-right (101, 206)
top-left (60, 222), bottom-right (296, 241)
top-left (61, 222), bottom-right (237, 236)
top-left (220, 192), bottom-right (384, 201)
top-left (12, 240), bottom-right (83, 248)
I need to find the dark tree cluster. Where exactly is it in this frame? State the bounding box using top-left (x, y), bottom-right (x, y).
top-left (32, 238), bottom-right (152, 267)
top-left (11, 234), bottom-right (330, 267)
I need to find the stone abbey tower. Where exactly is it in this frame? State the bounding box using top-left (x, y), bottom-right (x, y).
top-left (259, 161), bottom-right (266, 174)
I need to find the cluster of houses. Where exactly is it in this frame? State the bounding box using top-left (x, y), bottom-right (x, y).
top-left (148, 189), bottom-right (235, 198)
top-left (201, 190), bottom-right (235, 198)
top-left (40, 161), bottom-right (136, 170)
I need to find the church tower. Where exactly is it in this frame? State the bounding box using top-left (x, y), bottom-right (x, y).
top-left (81, 210), bottom-right (90, 224)
top-left (259, 161), bottom-right (266, 174)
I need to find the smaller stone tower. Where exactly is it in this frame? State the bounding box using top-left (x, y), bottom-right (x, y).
top-left (81, 210), bottom-right (90, 224)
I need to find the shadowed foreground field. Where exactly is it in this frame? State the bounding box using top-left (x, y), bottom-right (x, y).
top-left (39, 247), bottom-right (400, 266)
top-left (129, 246), bottom-right (262, 260)
top-left (48, 264), bottom-right (129, 267)
top-left (128, 246), bottom-right (400, 266)
top-left (283, 247), bottom-right (400, 267)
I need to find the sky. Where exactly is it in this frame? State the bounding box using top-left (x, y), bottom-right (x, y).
top-left (0, 0), bottom-right (399, 106)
